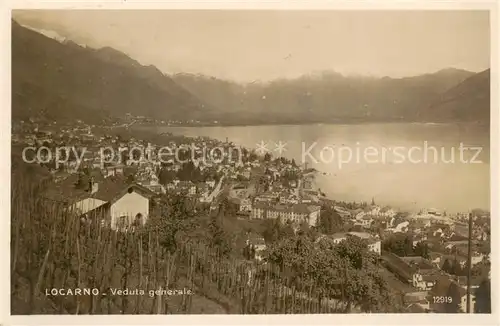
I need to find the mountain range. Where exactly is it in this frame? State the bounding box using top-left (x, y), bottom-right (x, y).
top-left (11, 20), bottom-right (490, 125)
top-left (12, 20), bottom-right (214, 124)
top-left (173, 68), bottom-right (489, 124)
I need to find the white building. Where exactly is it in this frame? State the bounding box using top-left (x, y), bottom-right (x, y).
top-left (239, 198), bottom-right (253, 213)
top-left (331, 233), bottom-right (348, 244)
top-left (347, 231), bottom-right (381, 255)
top-left (111, 186), bottom-right (151, 230)
top-left (368, 239), bottom-right (382, 255)
top-left (461, 293), bottom-right (476, 313)
top-left (412, 273), bottom-right (438, 291)
top-left (251, 202), bottom-right (320, 226)
top-left (47, 176), bottom-right (155, 231)
top-left (393, 221), bottom-right (410, 233)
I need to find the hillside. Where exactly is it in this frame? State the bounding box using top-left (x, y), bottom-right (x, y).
top-left (422, 69), bottom-right (490, 122)
top-left (11, 21), bottom-right (214, 124)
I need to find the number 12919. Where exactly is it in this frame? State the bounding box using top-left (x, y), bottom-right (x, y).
top-left (433, 296), bottom-right (453, 303)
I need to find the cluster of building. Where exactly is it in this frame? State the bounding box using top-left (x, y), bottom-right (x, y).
top-left (251, 202), bottom-right (321, 226)
top-left (316, 231), bottom-right (382, 255)
top-left (382, 251), bottom-right (489, 313)
top-left (220, 160), bottom-right (326, 227)
top-left (14, 119), bottom-right (325, 233)
top-left (14, 119), bottom-right (491, 314)
top-left (13, 121), bottom-right (232, 230)
top-left (306, 199), bottom-right (491, 313)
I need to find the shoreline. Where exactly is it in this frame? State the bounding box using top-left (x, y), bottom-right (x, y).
top-left (314, 171), bottom-right (490, 215)
top-left (135, 120), bottom-right (490, 129)
top-left (28, 123), bottom-right (487, 216)
top-left (129, 125), bottom-right (489, 215)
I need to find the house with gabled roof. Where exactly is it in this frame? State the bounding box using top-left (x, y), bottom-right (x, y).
top-left (382, 253), bottom-right (442, 290)
top-left (43, 173), bottom-right (155, 231)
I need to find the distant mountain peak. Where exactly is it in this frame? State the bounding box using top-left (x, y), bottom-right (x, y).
top-left (15, 21), bottom-right (88, 48)
top-left (425, 69), bottom-right (490, 122)
top-left (93, 46), bottom-right (141, 67)
top-left (62, 39), bottom-right (88, 49)
top-left (298, 70), bottom-right (344, 81)
top-left (12, 22), bottom-right (213, 124)
top-left (12, 20), bottom-right (489, 125)
top-left (18, 24), bottom-right (66, 43)
top-left (434, 67), bottom-right (473, 75)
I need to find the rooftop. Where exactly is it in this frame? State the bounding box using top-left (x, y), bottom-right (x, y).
top-left (399, 256), bottom-right (435, 271)
top-left (347, 231), bottom-right (373, 240)
top-left (247, 236), bottom-right (266, 246)
top-left (331, 232), bottom-right (347, 239)
top-left (43, 173), bottom-right (154, 205)
top-left (253, 202), bottom-right (320, 215)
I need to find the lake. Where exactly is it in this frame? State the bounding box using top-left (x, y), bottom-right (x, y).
top-left (146, 123), bottom-right (490, 213)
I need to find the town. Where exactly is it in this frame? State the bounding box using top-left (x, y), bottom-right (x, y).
top-left (10, 116), bottom-right (492, 314)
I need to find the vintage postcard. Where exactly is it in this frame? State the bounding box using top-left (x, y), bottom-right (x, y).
top-left (3, 1), bottom-right (498, 325)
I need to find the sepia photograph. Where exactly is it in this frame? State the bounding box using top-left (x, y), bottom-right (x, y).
top-left (7, 6), bottom-right (496, 319)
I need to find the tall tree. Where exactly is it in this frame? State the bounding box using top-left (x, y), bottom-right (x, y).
top-left (262, 218), bottom-right (282, 244)
top-left (414, 242), bottom-right (430, 259)
top-left (248, 152), bottom-right (258, 162)
top-left (441, 258), bottom-right (453, 274)
top-left (208, 214), bottom-right (231, 258)
top-left (282, 222), bottom-right (296, 238)
top-left (403, 236), bottom-right (413, 256)
top-left (262, 218), bottom-right (295, 243)
top-left (318, 207), bottom-right (343, 234)
top-left (451, 258), bottom-right (464, 276)
top-left (266, 235), bottom-right (397, 312)
top-left (158, 168), bottom-right (176, 185)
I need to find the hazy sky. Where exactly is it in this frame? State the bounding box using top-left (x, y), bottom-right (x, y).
top-left (13, 10), bottom-right (490, 82)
